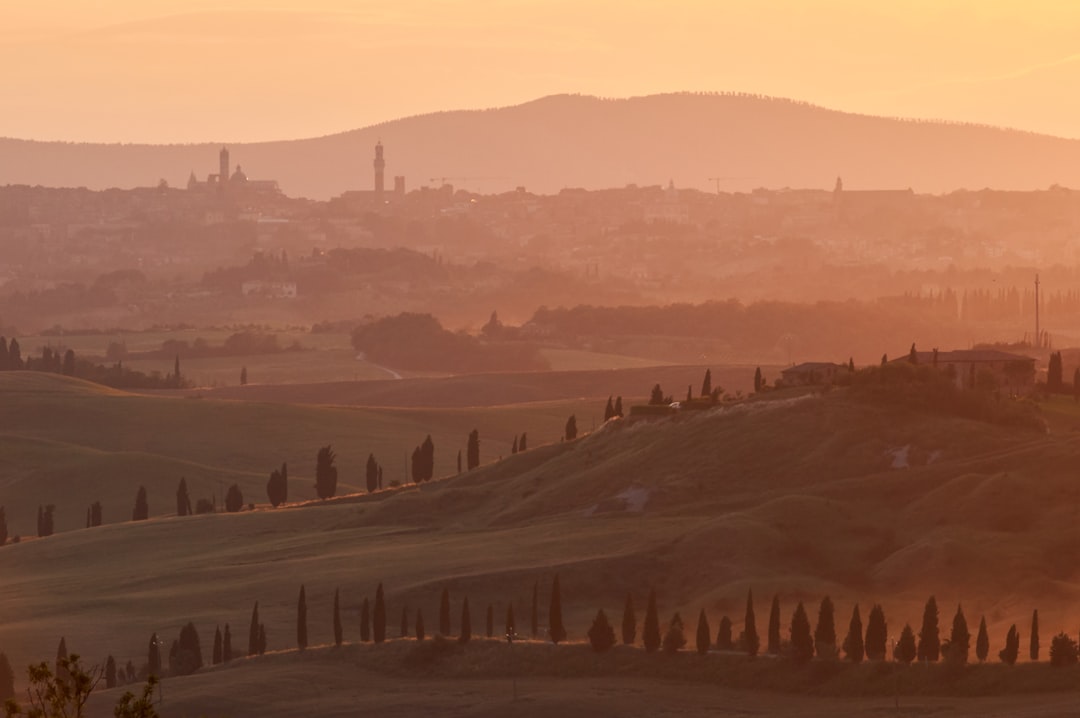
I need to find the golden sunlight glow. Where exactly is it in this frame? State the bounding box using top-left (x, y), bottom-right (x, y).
top-left (3, 0), bottom-right (1079, 142)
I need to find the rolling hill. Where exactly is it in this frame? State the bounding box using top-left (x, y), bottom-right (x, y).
top-left (2, 370), bottom-right (1079, 711)
top-left (5, 93), bottom-right (1080, 198)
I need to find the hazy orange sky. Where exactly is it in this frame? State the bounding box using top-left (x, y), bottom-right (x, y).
top-left (5, 1), bottom-right (1080, 143)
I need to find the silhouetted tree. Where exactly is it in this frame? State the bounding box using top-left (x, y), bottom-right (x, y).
top-left (588, 609), bottom-right (615, 653)
top-left (744, 588), bottom-right (759, 657)
top-left (948, 604), bottom-right (969, 664)
top-left (416, 609), bottom-right (425, 641)
top-left (248, 602), bottom-right (260, 656)
top-left (519, 433), bottom-right (527, 450)
top-left (530, 582), bottom-right (539, 638)
top-left (419, 435), bottom-right (435, 481)
top-left (400, 605), bottom-right (409, 638)
top-left (842, 604), bottom-right (864, 663)
top-left (37, 504), bottom-right (54, 537)
top-left (240, 366), bottom-right (247, 385)
top-left (909, 342), bottom-right (918, 364)
top-left (789, 602), bottom-right (813, 664)
top-left (173, 355), bottom-right (181, 385)
top-left (767, 594), bottom-right (781, 655)
top-left (459, 597), bottom-right (472, 644)
top-left (267, 463), bottom-right (288, 507)
top-left (8, 339), bottom-right (21, 369)
top-left (614, 396), bottom-right (623, 417)
top-left (457, 450), bottom-right (462, 474)
top-left (148, 633), bottom-right (161, 677)
top-left (365, 454), bottom-right (379, 493)
top-left (917, 595), bottom-right (940, 662)
top-left (1048, 351), bottom-right (1063, 391)
top-left (297, 585), bottom-right (308, 651)
top-left (814, 596), bottom-right (836, 659)
top-left (701, 369), bottom-right (712, 397)
top-left (695, 609), bottom-right (711, 655)
top-left (55, 638), bottom-right (68, 682)
top-left (373, 583), bottom-right (386, 643)
top-left (315, 445), bottom-right (338, 499)
top-left (865, 604), bottom-right (887, 660)
top-left (1000, 624), bottom-right (1020, 665)
top-left (89, 501), bottom-right (102, 528)
top-left (976, 616), bottom-right (989, 663)
top-left (643, 589), bottom-right (660, 653)
top-left (716, 616), bottom-right (733, 650)
top-left (564, 415), bottom-right (577, 441)
top-left (1051, 633), bottom-right (1078, 666)
top-left (61, 349), bottom-right (75, 376)
top-left (212, 626), bottom-right (222, 665)
top-left (223, 624), bottom-right (233, 663)
top-left (439, 587), bottom-right (451, 636)
top-left (224, 484), bottom-right (243, 513)
top-left (176, 477), bottom-right (192, 516)
top-left (848, 357), bottom-right (855, 372)
top-left (621, 593), bottom-right (636, 645)
top-left (753, 367), bottom-right (762, 393)
top-left (603, 396), bottom-right (615, 421)
top-left (104, 654), bottom-right (117, 689)
top-left (663, 612), bottom-right (686, 654)
top-left (512, 435), bottom-right (518, 454)
top-left (1030, 609), bottom-right (1039, 661)
top-left (467, 430), bottom-right (480, 470)
top-left (895, 624), bottom-right (917, 664)
top-left (549, 574), bottom-right (566, 644)
top-left (649, 384), bottom-right (664, 405)
top-left (486, 604), bottom-right (494, 638)
top-left (360, 598), bottom-right (371, 642)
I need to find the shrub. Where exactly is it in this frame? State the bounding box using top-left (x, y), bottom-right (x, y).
top-left (194, 498), bottom-right (214, 514)
top-left (224, 484), bottom-right (244, 513)
top-left (1050, 633), bottom-right (1078, 666)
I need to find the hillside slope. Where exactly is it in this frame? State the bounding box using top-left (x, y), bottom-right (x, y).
top-left (0, 380), bottom-right (1074, 693)
top-left (5, 93), bottom-right (1080, 197)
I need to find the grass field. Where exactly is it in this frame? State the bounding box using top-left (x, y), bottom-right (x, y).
top-left (4, 372), bottom-right (1080, 711)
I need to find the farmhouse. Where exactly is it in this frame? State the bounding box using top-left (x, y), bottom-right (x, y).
top-left (892, 349), bottom-right (1035, 394)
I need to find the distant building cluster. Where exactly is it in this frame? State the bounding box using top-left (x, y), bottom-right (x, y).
top-left (186, 147), bottom-right (281, 196)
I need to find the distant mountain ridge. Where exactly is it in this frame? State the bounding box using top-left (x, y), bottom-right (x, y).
top-left (5, 92), bottom-right (1080, 199)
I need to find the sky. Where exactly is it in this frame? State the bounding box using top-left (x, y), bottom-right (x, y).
top-left (4, 1), bottom-right (1080, 143)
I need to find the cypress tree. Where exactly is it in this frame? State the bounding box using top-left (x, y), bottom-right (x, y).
top-left (621, 593), bottom-right (636, 645)
top-left (176, 477), bottom-right (192, 516)
top-left (701, 368), bottom-right (712, 397)
top-left (999, 624), bottom-right (1019, 665)
top-left (400, 605), bottom-right (409, 639)
top-left (416, 609), bottom-right (425, 641)
top-left (459, 597), bottom-right (472, 644)
top-left (917, 595), bottom-right (940, 662)
top-left (643, 589), bottom-right (661, 653)
top-left (744, 588), bottom-right (759, 657)
top-left (895, 624), bottom-right (917, 664)
top-left (519, 433), bottom-right (527, 451)
top-left (105, 655), bottom-right (117, 689)
top-left (789, 601), bottom-right (814, 664)
top-left (223, 624), bottom-right (233, 663)
top-left (767, 594), bottom-right (781, 654)
top-left (716, 616), bottom-right (733, 650)
top-left (248, 601), bottom-right (260, 656)
top-left (564, 415), bottom-right (577, 441)
top-left (373, 583), bottom-right (386, 643)
top-left (467, 429), bottom-right (480, 470)
top-left (531, 581), bottom-right (539, 638)
top-left (604, 396), bottom-right (614, 421)
top-left (663, 612), bottom-right (686, 654)
top-left (753, 366), bottom-right (763, 392)
top-left (614, 396), bottom-right (623, 417)
top-left (360, 598), bottom-right (371, 642)
top-left (333, 589), bottom-right (343, 647)
top-left (512, 435), bottom-right (519, 454)
top-left (949, 604), bottom-right (970, 664)
top-left (315, 445), bottom-right (338, 499)
top-left (588, 610), bottom-right (616, 653)
top-left (297, 584), bottom-right (308, 650)
top-left (486, 604), bottom-right (494, 638)
top-left (842, 604), bottom-right (864, 663)
top-left (148, 633), bottom-right (162, 676)
top-left (439, 587), bottom-right (451, 636)
top-left (976, 616), bottom-right (989, 663)
top-left (213, 626), bottom-right (223, 665)
top-left (549, 574), bottom-right (566, 644)
top-left (865, 604), bottom-right (887, 660)
top-left (366, 453), bottom-right (379, 493)
top-left (55, 637), bottom-right (68, 681)
top-left (1030, 609), bottom-right (1039, 661)
top-left (695, 609), bottom-right (711, 655)
top-left (506, 604), bottom-right (516, 637)
top-left (132, 485), bottom-right (148, 521)
top-left (814, 595), bottom-right (836, 659)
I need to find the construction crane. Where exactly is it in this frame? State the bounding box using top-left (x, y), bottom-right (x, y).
top-left (707, 176), bottom-right (755, 194)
